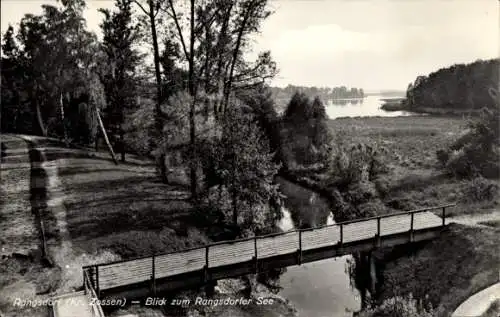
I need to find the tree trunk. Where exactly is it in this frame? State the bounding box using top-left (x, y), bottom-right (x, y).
top-left (231, 153), bottom-right (238, 233)
top-left (59, 92), bottom-right (69, 147)
top-left (35, 101), bottom-right (47, 137)
top-left (189, 0), bottom-right (197, 200)
top-left (95, 107), bottom-right (118, 165)
top-left (214, 3), bottom-right (233, 116)
top-left (120, 127), bottom-right (125, 162)
top-left (224, 5), bottom-right (253, 113)
top-left (148, 0), bottom-right (168, 183)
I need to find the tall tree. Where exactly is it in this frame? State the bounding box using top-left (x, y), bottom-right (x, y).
top-left (1, 25), bottom-right (26, 133)
top-left (15, 0), bottom-right (99, 139)
top-left (133, 0), bottom-right (169, 180)
top-left (162, 0), bottom-right (276, 199)
top-left (99, 0), bottom-right (142, 162)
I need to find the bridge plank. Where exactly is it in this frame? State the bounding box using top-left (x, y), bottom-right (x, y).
top-left (209, 239), bottom-right (254, 268)
top-left (98, 258), bottom-right (152, 289)
top-left (155, 248), bottom-right (205, 279)
top-left (302, 226), bottom-right (340, 250)
top-left (414, 212), bottom-right (442, 230)
top-left (343, 219), bottom-right (378, 242)
top-left (257, 232), bottom-right (299, 258)
top-left (380, 215), bottom-right (411, 235)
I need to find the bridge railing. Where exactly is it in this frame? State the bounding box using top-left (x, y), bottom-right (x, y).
top-left (83, 204), bottom-right (454, 294)
top-left (83, 268), bottom-right (105, 317)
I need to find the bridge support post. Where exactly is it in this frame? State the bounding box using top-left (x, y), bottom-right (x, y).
top-left (297, 230), bottom-right (302, 265)
top-left (253, 237), bottom-right (258, 273)
top-left (375, 235), bottom-right (381, 248)
top-left (338, 223), bottom-right (343, 249)
top-left (205, 280), bottom-right (216, 298)
top-left (442, 207), bottom-right (446, 227)
top-left (375, 217), bottom-right (381, 248)
top-left (203, 265), bottom-right (211, 283)
top-left (151, 254), bottom-right (156, 296)
top-left (95, 266), bottom-right (100, 298)
top-left (409, 212), bottom-right (414, 242)
top-left (369, 252), bottom-right (377, 296)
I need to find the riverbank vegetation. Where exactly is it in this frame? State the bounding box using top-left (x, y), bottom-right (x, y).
top-left (379, 98), bottom-right (405, 111)
top-left (357, 294), bottom-right (435, 317)
top-left (373, 224), bottom-right (500, 317)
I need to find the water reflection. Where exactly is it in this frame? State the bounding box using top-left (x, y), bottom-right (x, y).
top-left (330, 98), bottom-right (364, 106)
top-left (326, 95), bottom-right (418, 119)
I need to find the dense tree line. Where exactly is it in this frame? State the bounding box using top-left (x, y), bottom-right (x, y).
top-left (1, 0), bottom-right (102, 142)
top-left (270, 85), bottom-right (364, 111)
top-left (405, 59), bottom-right (499, 111)
top-left (0, 0), bottom-right (285, 238)
top-left (272, 85), bottom-right (364, 99)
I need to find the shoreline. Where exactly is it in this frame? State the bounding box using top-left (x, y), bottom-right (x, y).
top-left (380, 101), bottom-right (490, 117)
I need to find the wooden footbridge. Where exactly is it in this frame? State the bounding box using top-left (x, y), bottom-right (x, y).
top-left (82, 204), bottom-right (454, 305)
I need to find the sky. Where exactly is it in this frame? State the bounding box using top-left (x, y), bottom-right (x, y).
top-left (1, 0), bottom-right (499, 91)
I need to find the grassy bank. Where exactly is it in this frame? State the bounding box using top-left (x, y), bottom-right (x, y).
top-left (50, 153), bottom-right (210, 264)
top-left (374, 224), bottom-right (500, 316)
top-left (328, 116), bottom-right (499, 215)
top-left (379, 101), bottom-right (488, 116)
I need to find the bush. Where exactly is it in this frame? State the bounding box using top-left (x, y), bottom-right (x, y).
top-left (358, 294), bottom-right (435, 317)
top-left (328, 143), bottom-right (388, 189)
top-left (460, 177), bottom-right (499, 203)
top-left (124, 97), bottom-right (156, 156)
top-left (436, 149), bottom-right (449, 167)
top-left (438, 99), bottom-right (500, 178)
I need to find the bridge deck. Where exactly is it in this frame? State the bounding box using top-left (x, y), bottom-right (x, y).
top-left (84, 205), bottom-right (453, 295)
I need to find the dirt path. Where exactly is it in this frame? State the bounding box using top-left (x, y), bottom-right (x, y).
top-left (22, 137), bottom-right (100, 293)
top-left (447, 209), bottom-right (500, 228)
top-left (452, 283), bottom-right (500, 317)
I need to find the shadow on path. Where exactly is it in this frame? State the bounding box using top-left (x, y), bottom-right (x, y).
top-left (26, 139), bottom-right (53, 267)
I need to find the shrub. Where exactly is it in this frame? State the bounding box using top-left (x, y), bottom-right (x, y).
top-left (438, 97), bottom-right (500, 178)
top-left (124, 97), bottom-right (156, 156)
top-left (358, 294), bottom-right (435, 317)
top-left (328, 143), bottom-right (388, 189)
top-left (460, 177), bottom-right (499, 203)
top-left (436, 149), bottom-right (449, 167)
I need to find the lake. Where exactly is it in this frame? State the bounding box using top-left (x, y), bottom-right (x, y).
top-left (326, 95), bottom-right (416, 119)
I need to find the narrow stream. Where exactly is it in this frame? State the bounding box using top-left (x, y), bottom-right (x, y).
top-left (276, 177), bottom-right (362, 317)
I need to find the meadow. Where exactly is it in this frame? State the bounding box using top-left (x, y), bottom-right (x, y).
top-left (328, 115), bottom-right (499, 216)
top-left (328, 115), bottom-right (499, 316)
